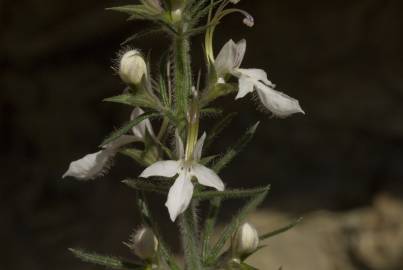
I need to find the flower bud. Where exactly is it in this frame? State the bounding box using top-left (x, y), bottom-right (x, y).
top-left (119, 50), bottom-right (147, 85)
top-left (232, 223), bottom-right (259, 256)
top-left (130, 227), bottom-right (158, 260)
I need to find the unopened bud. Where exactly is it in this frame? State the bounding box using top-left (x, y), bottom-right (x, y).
top-left (242, 14), bottom-right (254, 27)
top-left (119, 50), bottom-right (147, 85)
top-left (232, 223), bottom-right (259, 256)
top-left (129, 227), bottom-right (158, 260)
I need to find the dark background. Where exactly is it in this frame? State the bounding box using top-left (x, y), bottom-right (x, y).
top-left (1, 0), bottom-right (403, 269)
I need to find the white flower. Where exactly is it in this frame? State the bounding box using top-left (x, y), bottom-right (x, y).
top-left (129, 227), bottom-right (158, 260)
top-left (232, 222), bottom-right (259, 256)
top-left (63, 108), bottom-right (154, 180)
top-left (215, 39), bottom-right (304, 118)
top-left (119, 50), bottom-right (147, 85)
top-left (140, 131), bottom-right (225, 221)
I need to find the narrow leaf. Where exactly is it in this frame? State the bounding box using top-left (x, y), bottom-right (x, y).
top-left (103, 92), bottom-right (159, 110)
top-left (259, 217), bottom-right (303, 241)
top-left (206, 189), bottom-right (269, 263)
top-left (100, 112), bottom-right (160, 147)
top-left (194, 185), bottom-right (270, 201)
top-left (123, 178), bottom-right (169, 195)
top-left (69, 248), bottom-right (142, 270)
top-left (212, 122), bottom-right (259, 173)
top-left (204, 112), bottom-right (237, 149)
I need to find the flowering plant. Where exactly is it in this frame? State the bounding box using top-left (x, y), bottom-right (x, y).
top-left (64, 0), bottom-right (303, 269)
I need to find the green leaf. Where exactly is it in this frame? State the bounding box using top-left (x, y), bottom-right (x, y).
top-left (107, 4), bottom-right (158, 19)
top-left (69, 248), bottom-right (143, 270)
top-left (123, 178), bottom-right (169, 195)
top-left (200, 107), bottom-right (223, 116)
top-left (212, 122), bottom-right (260, 173)
top-left (204, 112), bottom-right (237, 150)
top-left (103, 92), bottom-right (159, 110)
top-left (259, 217), bottom-right (303, 241)
top-left (194, 185), bottom-right (270, 201)
top-left (199, 155), bottom-right (219, 166)
top-left (100, 112), bottom-right (160, 147)
top-left (157, 51), bottom-right (172, 107)
top-left (202, 197), bottom-right (221, 261)
top-left (206, 189), bottom-right (269, 264)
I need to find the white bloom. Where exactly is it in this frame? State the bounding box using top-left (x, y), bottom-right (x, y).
top-left (140, 131), bottom-right (225, 221)
top-left (233, 222), bottom-right (259, 256)
top-left (130, 227), bottom-right (158, 260)
top-left (119, 50), bottom-right (147, 85)
top-left (63, 108), bottom-right (154, 180)
top-left (215, 39), bottom-right (304, 117)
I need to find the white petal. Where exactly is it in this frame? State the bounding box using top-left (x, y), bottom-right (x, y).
top-left (236, 68), bottom-right (274, 87)
top-left (131, 107), bottom-right (155, 140)
top-left (175, 130), bottom-right (185, 159)
top-left (255, 82), bottom-right (305, 117)
top-left (140, 160), bottom-right (181, 178)
top-left (193, 132), bottom-right (206, 161)
top-left (103, 135), bottom-right (139, 150)
top-left (62, 150), bottom-right (114, 180)
top-left (191, 164), bottom-right (225, 191)
top-left (236, 75), bottom-right (255, 99)
top-left (233, 39), bottom-right (246, 69)
top-left (165, 171), bottom-right (194, 221)
top-left (214, 39), bottom-right (237, 77)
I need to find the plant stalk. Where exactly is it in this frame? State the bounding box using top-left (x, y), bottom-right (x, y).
top-left (179, 206), bottom-right (203, 270)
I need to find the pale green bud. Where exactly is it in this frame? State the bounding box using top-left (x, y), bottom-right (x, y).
top-left (131, 227), bottom-right (158, 260)
top-left (119, 50), bottom-right (147, 85)
top-left (232, 223), bottom-right (259, 256)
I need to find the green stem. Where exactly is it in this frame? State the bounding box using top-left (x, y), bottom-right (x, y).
top-left (179, 206), bottom-right (203, 270)
top-left (174, 32), bottom-right (192, 118)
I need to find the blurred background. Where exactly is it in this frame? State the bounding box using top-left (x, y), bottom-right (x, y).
top-left (1, 0), bottom-right (403, 269)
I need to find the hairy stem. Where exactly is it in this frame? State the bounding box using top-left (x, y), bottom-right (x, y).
top-left (179, 206), bottom-right (203, 270)
top-left (174, 32), bottom-right (192, 118)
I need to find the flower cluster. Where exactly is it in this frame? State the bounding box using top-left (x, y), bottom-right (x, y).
top-left (65, 1), bottom-right (304, 269)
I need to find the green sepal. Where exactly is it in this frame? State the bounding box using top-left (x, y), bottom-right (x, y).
top-left (120, 148), bottom-right (150, 167)
top-left (194, 185), bottom-right (270, 201)
top-left (259, 217), bottom-right (303, 241)
top-left (213, 122), bottom-right (260, 173)
top-left (240, 245), bottom-right (267, 262)
top-left (103, 92), bottom-right (159, 110)
top-left (100, 112), bottom-right (160, 147)
top-left (69, 248), bottom-right (143, 270)
top-left (201, 83), bottom-right (237, 106)
top-left (205, 189), bottom-right (269, 264)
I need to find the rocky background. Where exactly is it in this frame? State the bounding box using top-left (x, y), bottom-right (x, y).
top-left (1, 0), bottom-right (403, 269)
